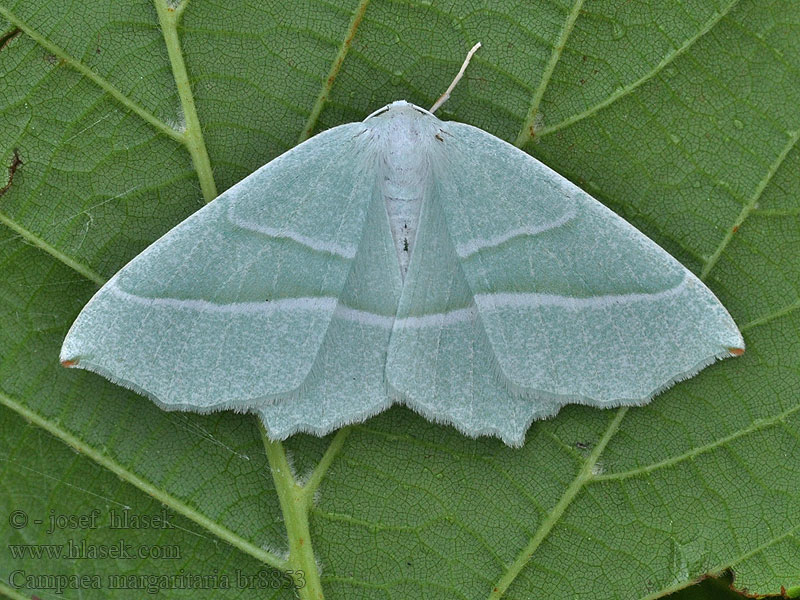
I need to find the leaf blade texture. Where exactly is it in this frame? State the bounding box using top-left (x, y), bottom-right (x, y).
top-left (1, 1), bottom-right (798, 598)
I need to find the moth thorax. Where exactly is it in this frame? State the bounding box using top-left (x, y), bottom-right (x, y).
top-left (381, 124), bottom-right (430, 197)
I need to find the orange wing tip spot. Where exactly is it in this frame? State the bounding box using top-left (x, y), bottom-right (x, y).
top-left (727, 347), bottom-right (745, 356)
top-left (61, 359), bottom-right (79, 367)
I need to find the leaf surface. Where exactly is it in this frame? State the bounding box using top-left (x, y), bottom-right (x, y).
top-left (1, 1), bottom-right (798, 598)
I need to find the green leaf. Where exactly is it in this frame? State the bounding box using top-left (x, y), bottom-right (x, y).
top-left (1, 1), bottom-right (798, 599)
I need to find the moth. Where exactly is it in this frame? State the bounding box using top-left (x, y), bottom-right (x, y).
top-left (61, 45), bottom-right (743, 446)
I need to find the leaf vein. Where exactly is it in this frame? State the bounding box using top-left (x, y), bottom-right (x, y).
top-left (700, 127), bottom-right (800, 280)
top-left (514, 0), bottom-right (586, 147)
top-left (594, 401), bottom-right (800, 482)
top-left (0, 389), bottom-right (290, 571)
top-left (0, 5), bottom-right (183, 143)
top-left (487, 407), bottom-right (629, 599)
top-left (302, 426), bottom-right (351, 497)
top-left (0, 213), bottom-right (105, 286)
top-left (536, 0), bottom-right (740, 138)
top-left (742, 299), bottom-right (800, 332)
top-left (642, 522), bottom-right (800, 600)
top-left (298, 0), bottom-right (371, 142)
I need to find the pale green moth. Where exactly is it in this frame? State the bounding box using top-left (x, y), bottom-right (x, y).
top-left (61, 44), bottom-right (744, 447)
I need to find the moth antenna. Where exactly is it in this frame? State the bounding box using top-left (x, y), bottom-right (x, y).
top-left (430, 42), bottom-right (481, 114)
